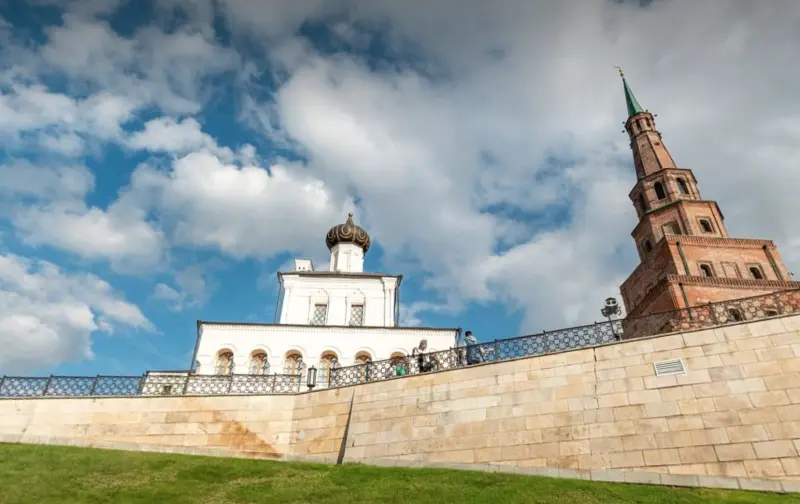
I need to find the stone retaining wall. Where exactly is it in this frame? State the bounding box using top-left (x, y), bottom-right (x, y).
top-left (3, 314), bottom-right (800, 491)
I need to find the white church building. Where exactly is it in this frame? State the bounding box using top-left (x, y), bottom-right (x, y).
top-left (189, 213), bottom-right (459, 387)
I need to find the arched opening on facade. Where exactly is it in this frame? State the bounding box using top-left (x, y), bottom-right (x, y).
top-left (699, 264), bottom-right (714, 277)
top-left (249, 351), bottom-right (270, 375)
top-left (699, 219), bottom-right (713, 233)
top-left (389, 352), bottom-right (407, 378)
top-left (654, 181), bottom-right (666, 200)
top-left (214, 349), bottom-right (234, 376)
top-left (638, 193), bottom-right (647, 214)
top-left (749, 266), bottom-right (764, 280)
top-left (283, 351), bottom-right (304, 376)
top-left (677, 178), bottom-right (689, 195)
top-left (728, 309), bottom-right (743, 322)
top-left (318, 352), bottom-right (339, 386)
top-left (355, 352), bottom-right (373, 382)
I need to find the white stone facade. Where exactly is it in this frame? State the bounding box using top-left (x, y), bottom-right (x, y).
top-left (190, 214), bottom-right (458, 381)
top-left (192, 323), bottom-right (458, 378)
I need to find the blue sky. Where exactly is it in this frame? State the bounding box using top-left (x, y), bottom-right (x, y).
top-left (1, 0), bottom-right (799, 377)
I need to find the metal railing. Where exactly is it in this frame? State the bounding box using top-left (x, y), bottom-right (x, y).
top-left (2, 288), bottom-right (799, 399)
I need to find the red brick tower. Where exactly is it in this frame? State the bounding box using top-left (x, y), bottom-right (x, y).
top-left (617, 69), bottom-right (800, 319)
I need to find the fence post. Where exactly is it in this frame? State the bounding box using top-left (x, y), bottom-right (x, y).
top-left (89, 375), bottom-right (100, 396)
top-left (42, 375), bottom-right (53, 396)
top-left (136, 373), bottom-right (146, 395)
top-left (182, 373), bottom-right (191, 396)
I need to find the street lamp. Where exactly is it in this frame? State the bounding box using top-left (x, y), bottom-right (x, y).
top-left (601, 297), bottom-right (621, 341)
top-left (306, 366), bottom-right (317, 390)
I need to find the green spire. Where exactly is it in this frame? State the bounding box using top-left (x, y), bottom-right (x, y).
top-left (616, 66), bottom-right (645, 117)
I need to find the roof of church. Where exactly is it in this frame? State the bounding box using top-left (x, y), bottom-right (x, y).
top-left (326, 212), bottom-right (371, 252)
top-left (197, 320), bottom-right (457, 331)
top-left (617, 66), bottom-right (645, 117)
top-left (278, 271), bottom-right (402, 280)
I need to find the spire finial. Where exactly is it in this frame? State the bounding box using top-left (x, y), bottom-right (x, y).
top-left (617, 67), bottom-right (645, 118)
top-left (348, 212), bottom-right (354, 218)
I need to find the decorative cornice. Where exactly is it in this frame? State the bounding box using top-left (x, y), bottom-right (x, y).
top-left (630, 199), bottom-right (718, 237)
top-left (629, 167), bottom-right (697, 196)
top-left (665, 235), bottom-right (775, 249)
top-left (199, 320), bottom-right (457, 336)
top-left (666, 274), bottom-right (800, 290)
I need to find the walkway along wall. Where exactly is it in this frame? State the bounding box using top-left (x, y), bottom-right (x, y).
top-left (3, 314), bottom-right (800, 485)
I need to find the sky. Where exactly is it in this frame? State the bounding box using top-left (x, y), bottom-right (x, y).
top-left (1, 0), bottom-right (799, 377)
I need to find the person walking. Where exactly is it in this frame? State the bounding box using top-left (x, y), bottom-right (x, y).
top-left (464, 330), bottom-right (484, 365)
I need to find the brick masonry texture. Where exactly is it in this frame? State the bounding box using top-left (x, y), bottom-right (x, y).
top-left (3, 314), bottom-right (800, 489)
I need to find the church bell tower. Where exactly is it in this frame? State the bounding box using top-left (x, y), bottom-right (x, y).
top-left (617, 69), bottom-right (799, 319)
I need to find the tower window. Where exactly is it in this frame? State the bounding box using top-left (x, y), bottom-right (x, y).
top-left (349, 304), bottom-right (364, 326)
top-left (638, 193), bottom-right (647, 213)
top-left (749, 265), bottom-right (764, 280)
top-left (654, 181), bottom-right (666, 200)
top-left (663, 221), bottom-right (681, 236)
top-left (699, 219), bottom-right (713, 233)
top-left (310, 304), bottom-right (328, 325)
top-left (677, 178), bottom-right (689, 195)
top-left (641, 239), bottom-right (653, 253)
top-left (699, 263), bottom-right (714, 278)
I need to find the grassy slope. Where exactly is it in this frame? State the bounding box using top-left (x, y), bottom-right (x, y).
top-left (1, 443), bottom-right (798, 504)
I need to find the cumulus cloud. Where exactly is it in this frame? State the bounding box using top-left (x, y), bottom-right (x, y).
top-left (3, 0), bottom-right (800, 358)
top-left (0, 253), bottom-right (153, 374)
top-left (129, 150), bottom-right (348, 258)
top-left (243, 0), bottom-right (800, 329)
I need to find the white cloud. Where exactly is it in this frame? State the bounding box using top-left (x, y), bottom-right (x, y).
top-left (3, 0), bottom-right (800, 344)
top-left (126, 117), bottom-right (220, 155)
top-left (129, 150), bottom-right (348, 259)
top-left (13, 204), bottom-right (167, 272)
top-left (0, 253), bottom-right (153, 374)
top-left (151, 263), bottom-right (218, 312)
top-left (0, 161), bottom-right (168, 272)
top-left (235, 0), bottom-right (800, 330)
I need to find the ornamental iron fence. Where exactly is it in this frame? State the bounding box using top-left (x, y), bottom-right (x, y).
top-left (2, 288), bottom-right (799, 399)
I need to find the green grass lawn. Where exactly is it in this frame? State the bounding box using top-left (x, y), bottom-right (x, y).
top-left (1, 443), bottom-right (798, 504)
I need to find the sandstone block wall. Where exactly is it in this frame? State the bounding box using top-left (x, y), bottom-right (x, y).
top-left (293, 314), bottom-right (800, 481)
top-left (0, 395), bottom-right (295, 458)
top-left (2, 314), bottom-right (800, 483)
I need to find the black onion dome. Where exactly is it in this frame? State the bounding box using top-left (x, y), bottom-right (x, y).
top-left (326, 213), bottom-right (371, 253)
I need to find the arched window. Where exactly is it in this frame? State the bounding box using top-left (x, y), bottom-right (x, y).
top-left (654, 181), bottom-right (666, 200)
top-left (677, 178), bottom-right (689, 195)
top-left (249, 351), bottom-right (270, 375)
top-left (355, 352), bottom-right (373, 382)
top-left (749, 266), bottom-right (764, 280)
top-left (389, 352), bottom-right (407, 377)
top-left (638, 193), bottom-right (647, 213)
top-left (318, 352), bottom-right (338, 385)
top-left (642, 239), bottom-right (653, 253)
top-left (699, 219), bottom-right (713, 233)
top-left (699, 264), bottom-right (714, 277)
top-left (215, 351), bottom-right (234, 376)
top-left (283, 352), bottom-right (304, 376)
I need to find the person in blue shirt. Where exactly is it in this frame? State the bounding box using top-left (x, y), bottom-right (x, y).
top-left (464, 330), bottom-right (484, 365)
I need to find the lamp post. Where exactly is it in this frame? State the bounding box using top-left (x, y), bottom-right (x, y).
top-left (306, 366), bottom-right (317, 390)
top-left (601, 297), bottom-right (622, 341)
